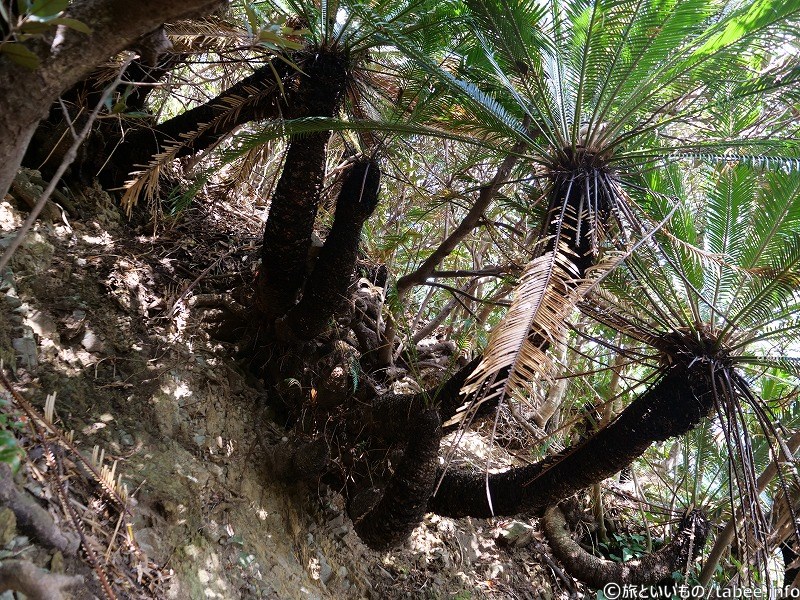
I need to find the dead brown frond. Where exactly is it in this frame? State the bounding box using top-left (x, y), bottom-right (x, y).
top-left (165, 18), bottom-right (251, 55)
top-left (0, 370), bottom-right (168, 598)
top-left (120, 80), bottom-right (281, 214)
top-left (453, 245), bottom-right (580, 426)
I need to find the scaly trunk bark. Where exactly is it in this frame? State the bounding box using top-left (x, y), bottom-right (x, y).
top-left (254, 49), bottom-right (350, 322)
top-left (428, 361), bottom-right (716, 518)
top-left (278, 158), bottom-right (380, 341)
top-left (354, 409), bottom-right (441, 550)
top-left (358, 356), bottom-right (482, 442)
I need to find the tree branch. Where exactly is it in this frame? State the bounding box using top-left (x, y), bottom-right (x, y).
top-left (0, 560), bottom-right (83, 600)
top-left (0, 0), bottom-right (224, 201)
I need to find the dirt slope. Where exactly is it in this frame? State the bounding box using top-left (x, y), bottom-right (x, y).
top-left (0, 179), bottom-right (559, 600)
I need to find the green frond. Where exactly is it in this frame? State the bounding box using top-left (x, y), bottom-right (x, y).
top-left (219, 116), bottom-right (526, 163)
top-left (727, 233), bottom-right (800, 331)
top-left (736, 356), bottom-right (800, 379)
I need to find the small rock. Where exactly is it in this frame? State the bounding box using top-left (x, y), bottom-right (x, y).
top-left (81, 328), bottom-right (105, 353)
top-left (327, 513), bottom-right (344, 529)
top-left (0, 507), bottom-right (16, 546)
top-left (0, 270), bottom-right (14, 291)
top-left (2, 294), bottom-right (21, 309)
top-left (337, 566), bottom-right (347, 580)
top-left (12, 334), bottom-right (37, 369)
top-left (317, 554), bottom-right (332, 585)
top-left (135, 528), bottom-right (164, 563)
top-left (497, 521), bottom-right (535, 548)
top-left (26, 308), bottom-right (57, 338)
top-left (119, 431), bottom-right (134, 446)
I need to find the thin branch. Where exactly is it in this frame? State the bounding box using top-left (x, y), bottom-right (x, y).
top-left (423, 281), bottom-right (510, 307)
top-left (395, 140), bottom-right (525, 296)
top-left (429, 264), bottom-right (516, 278)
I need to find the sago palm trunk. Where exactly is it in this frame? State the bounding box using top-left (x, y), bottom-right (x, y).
top-left (255, 48), bottom-right (350, 321)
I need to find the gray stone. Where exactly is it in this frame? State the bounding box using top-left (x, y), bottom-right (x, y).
top-left (81, 328), bottom-right (106, 353)
top-left (12, 334), bottom-right (37, 369)
top-left (2, 294), bottom-right (21, 309)
top-left (135, 528), bottom-right (165, 563)
top-left (498, 520), bottom-right (535, 547)
top-left (0, 269), bottom-right (14, 290)
top-left (317, 553), bottom-right (332, 585)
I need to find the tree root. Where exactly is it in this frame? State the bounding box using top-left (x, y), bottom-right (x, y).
top-left (0, 464), bottom-right (79, 555)
top-left (0, 560), bottom-right (83, 600)
top-left (542, 504), bottom-right (709, 589)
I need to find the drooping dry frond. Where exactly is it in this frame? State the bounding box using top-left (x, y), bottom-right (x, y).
top-left (120, 81), bottom-right (282, 213)
top-left (452, 245), bottom-right (581, 426)
top-left (165, 18), bottom-right (251, 55)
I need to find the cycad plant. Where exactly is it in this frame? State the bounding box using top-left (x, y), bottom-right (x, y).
top-left (581, 162), bottom-right (800, 584)
top-left (372, 0), bottom-right (800, 584)
top-left (383, 0), bottom-right (800, 425)
top-left (201, 0), bottom-right (458, 326)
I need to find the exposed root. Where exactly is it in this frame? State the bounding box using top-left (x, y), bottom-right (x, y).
top-left (542, 504), bottom-right (709, 589)
top-left (0, 560), bottom-right (83, 600)
top-left (0, 463), bottom-right (79, 555)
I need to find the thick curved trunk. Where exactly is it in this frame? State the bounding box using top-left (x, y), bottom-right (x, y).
top-left (542, 505), bottom-right (710, 589)
top-left (428, 361), bottom-right (716, 518)
top-left (358, 356), bottom-right (482, 442)
top-left (278, 159), bottom-right (381, 341)
top-left (353, 409), bottom-right (441, 550)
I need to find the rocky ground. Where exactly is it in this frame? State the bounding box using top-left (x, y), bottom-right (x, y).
top-left (0, 174), bottom-right (572, 599)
